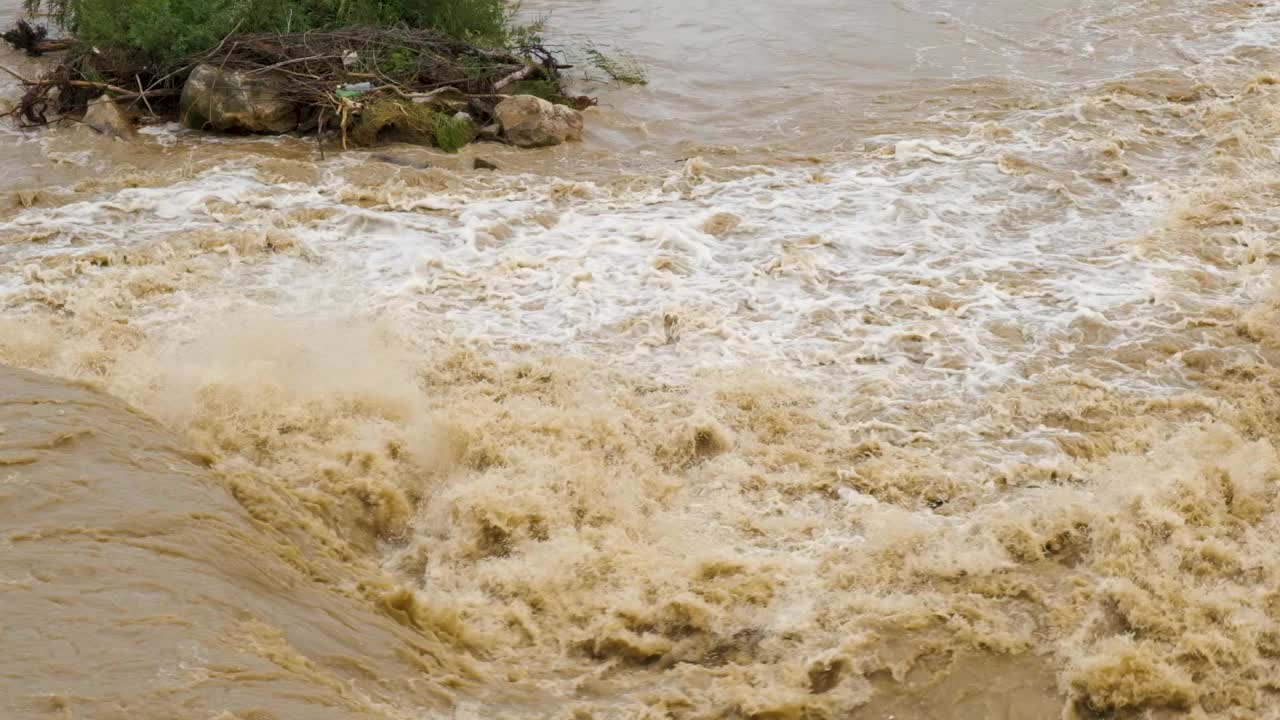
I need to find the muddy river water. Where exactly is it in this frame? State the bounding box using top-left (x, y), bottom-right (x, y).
top-left (5, 0), bottom-right (1280, 718)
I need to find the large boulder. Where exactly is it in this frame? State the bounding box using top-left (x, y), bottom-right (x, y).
top-left (494, 95), bottom-right (583, 148)
top-left (179, 64), bottom-right (298, 134)
top-left (82, 94), bottom-right (134, 138)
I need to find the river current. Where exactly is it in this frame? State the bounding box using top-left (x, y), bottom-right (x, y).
top-left (5, 1), bottom-right (1280, 718)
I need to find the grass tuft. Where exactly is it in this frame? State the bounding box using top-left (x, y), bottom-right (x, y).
top-left (583, 42), bottom-right (647, 86)
top-left (349, 98), bottom-right (473, 152)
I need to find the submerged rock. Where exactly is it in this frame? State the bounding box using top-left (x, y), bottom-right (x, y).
top-left (473, 157), bottom-right (499, 171)
top-left (494, 95), bottom-right (583, 148)
top-left (83, 94), bottom-right (133, 138)
top-left (179, 64), bottom-right (298, 134)
top-left (370, 153), bottom-right (432, 170)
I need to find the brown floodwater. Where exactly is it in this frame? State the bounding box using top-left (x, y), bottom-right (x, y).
top-left (5, 0), bottom-right (1280, 718)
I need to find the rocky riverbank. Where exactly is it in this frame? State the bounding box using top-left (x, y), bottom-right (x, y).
top-left (3, 22), bottom-right (592, 152)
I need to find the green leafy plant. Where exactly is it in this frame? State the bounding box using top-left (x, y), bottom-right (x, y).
top-left (430, 110), bottom-right (472, 152)
top-left (23, 0), bottom-right (516, 67)
top-left (382, 47), bottom-right (417, 75)
top-left (411, 0), bottom-right (507, 46)
top-left (504, 8), bottom-right (546, 51)
top-left (582, 42), bottom-right (647, 86)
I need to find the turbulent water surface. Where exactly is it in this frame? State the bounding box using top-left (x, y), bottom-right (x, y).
top-left (6, 0), bottom-right (1280, 718)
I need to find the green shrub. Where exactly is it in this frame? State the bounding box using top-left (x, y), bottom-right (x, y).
top-left (24, 0), bottom-right (513, 67)
top-left (407, 0), bottom-right (507, 45)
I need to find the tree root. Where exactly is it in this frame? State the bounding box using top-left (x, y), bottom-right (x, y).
top-left (1, 20), bottom-right (72, 56)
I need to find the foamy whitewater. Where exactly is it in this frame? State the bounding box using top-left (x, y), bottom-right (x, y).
top-left (6, 0), bottom-right (1280, 718)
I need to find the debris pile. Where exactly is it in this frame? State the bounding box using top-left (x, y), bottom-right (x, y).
top-left (2, 22), bottom-right (595, 150)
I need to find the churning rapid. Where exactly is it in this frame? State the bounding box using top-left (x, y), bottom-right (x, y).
top-left (6, 0), bottom-right (1280, 718)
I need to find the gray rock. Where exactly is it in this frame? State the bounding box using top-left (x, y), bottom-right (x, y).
top-left (478, 123), bottom-right (501, 141)
top-left (494, 95), bottom-right (583, 148)
top-left (179, 64), bottom-right (298, 134)
top-left (83, 95), bottom-right (133, 138)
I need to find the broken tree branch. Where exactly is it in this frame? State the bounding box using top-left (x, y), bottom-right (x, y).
top-left (0, 63), bottom-right (31, 83)
top-left (62, 79), bottom-right (179, 98)
top-left (134, 75), bottom-right (157, 116)
top-left (492, 63), bottom-right (539, 92)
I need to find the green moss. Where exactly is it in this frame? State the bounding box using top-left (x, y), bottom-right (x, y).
top-left (349, 98), bottom-right (473, 152)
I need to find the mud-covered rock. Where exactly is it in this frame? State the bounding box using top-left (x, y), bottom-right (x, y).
top-left (83, 95), bottom-right (133, 138)
top-left (370, 152), bottom-right (432, 170)
top-left (179, 64), bottom-right (298, 134)
top-left (494, 95), bottom-right (583, 148)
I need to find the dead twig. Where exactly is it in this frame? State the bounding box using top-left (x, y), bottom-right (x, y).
top-left (0, 63), bottom-right (31, 83)
top-left (62, 79), bottom-right (178, 98)
top-left (134, 74), bottom-right (156, 116)
top-left (246, 54), bottom-right (343, 74)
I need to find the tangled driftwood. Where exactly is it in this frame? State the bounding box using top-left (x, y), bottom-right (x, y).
top-left (192, 27), bottom-right (563, 100)
top-left (1, 20), bottom-right (72, 56)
